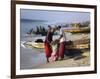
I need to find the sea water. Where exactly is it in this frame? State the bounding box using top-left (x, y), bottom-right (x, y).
top-left (20, 20), bottom-right (47, 69)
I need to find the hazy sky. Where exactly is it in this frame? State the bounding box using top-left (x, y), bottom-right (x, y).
top-left (20, 9), bottom-right (90, 24)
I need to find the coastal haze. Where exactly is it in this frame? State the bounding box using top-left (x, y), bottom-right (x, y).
top-left (20, 9), bottom-right (90, 36)
top-left (20, 9), bottom-right (90, 69)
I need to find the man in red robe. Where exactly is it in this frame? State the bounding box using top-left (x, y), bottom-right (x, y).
top-left (44, 26), bottom-right (54, 62)
top-left (57, 26), bottom-right (66, 60)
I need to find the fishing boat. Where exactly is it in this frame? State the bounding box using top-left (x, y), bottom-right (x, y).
top-left (31, 39), bottom-right (90, 49)
top-left (31, 39), bottom-right (44, 49)
top-left (32, 42), bottom-right (44, 49)
top-left (64, 27), bottom-right (90, 33)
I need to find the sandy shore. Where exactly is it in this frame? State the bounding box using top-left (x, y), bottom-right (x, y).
top-left (21, 33), bottom-right (90, 69)
top-left (35, 50), bottom-right (90, 68)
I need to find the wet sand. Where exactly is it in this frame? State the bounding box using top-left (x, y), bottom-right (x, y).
top-left (20, 48), bottom-right (90, 69)
top-left (35, 50), bottom-right (90, 68)
top-left (20, 47), bottom-right (46, 69)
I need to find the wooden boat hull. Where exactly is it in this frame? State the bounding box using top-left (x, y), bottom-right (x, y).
top-left (32, 42), bottom-right (44, 49)
top-left (32, 39), bottom-right (90, 49)
top-left (64, 27), bottom-right (90, 33)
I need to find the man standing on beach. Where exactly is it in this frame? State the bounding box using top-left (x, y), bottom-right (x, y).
top-left (44, 25), bottom-right (55, 62)
top-left (56, 26), bottom-right (66, 60)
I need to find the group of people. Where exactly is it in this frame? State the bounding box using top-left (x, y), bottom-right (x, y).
top-left (44, 25), bottom-right (66, 62)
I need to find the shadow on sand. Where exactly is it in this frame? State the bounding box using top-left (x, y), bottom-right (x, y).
top-left (64, 49), bottom-right (87, 60)
top-left (64, 41), bottom-right (89, 60)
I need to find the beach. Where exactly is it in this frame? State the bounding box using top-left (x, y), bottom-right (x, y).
top-left (35, 50), bottom-right (90, 68)
top-left (20, 33), bottom-right (90, 69)
top-left (19, 9), bottom-right (91, 70)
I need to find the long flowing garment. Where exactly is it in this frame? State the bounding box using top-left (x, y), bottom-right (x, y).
top-left (44, 40), bottom-right (52, 60)
top-left (58, 42), bottom-right (65, 58)
top-left (49, 44), bottom-right (59, 62)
